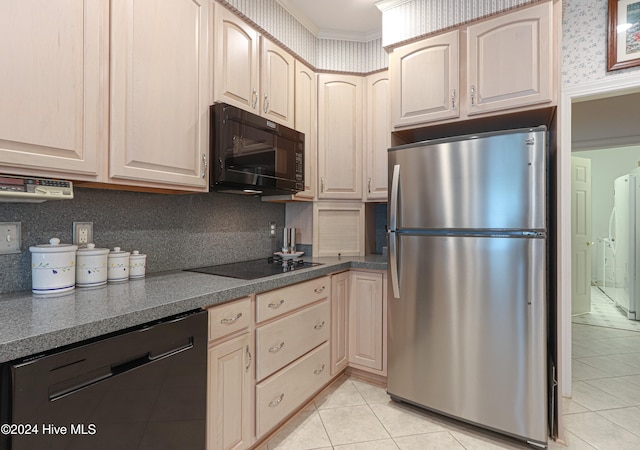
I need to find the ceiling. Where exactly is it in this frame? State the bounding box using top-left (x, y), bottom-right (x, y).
top-left (277, 0), bottom-right (383, 41)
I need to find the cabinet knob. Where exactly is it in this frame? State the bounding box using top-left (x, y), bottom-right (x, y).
top-left (321, 177), bottom-right (325, 193)
top-left (313, 321), bottom-right (325, 330)
top-left (470, 85), bottom-right (476, 107)
top-left (263, 95), bottom-right (269, 114)
top-left (314, 364), bottom-right (326, 375)
top-left (368, 177), bottom-right (372, 194)
top-left (451, 89), bottom-right (456, 110)
top-left (314, 286), bottom-right (325, 294)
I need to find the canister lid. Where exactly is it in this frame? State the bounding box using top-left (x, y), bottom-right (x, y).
top-left (29, 238), bottom-right (78, 253)
top-left (76, 243), bottom-right (109, 256)
top-left (109, 247), bottom-right (130, 257)
top-left (129, 250), bottom-right (146, 260)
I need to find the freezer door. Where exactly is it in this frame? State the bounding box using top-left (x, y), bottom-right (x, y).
top-left (387, 234), bottom-right (547, 444)
top-left (388, 129), bottom-right (546, 231)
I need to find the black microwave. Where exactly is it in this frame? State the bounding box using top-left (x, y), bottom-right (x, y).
top-left (210, 103), bottom-right (304, 196)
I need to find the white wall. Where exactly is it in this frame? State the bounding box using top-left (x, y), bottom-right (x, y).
top-left (574, 146), bottom-right (640, 281)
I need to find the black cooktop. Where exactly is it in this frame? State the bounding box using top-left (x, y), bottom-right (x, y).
top-left (186, 256), bottom-right (322, 280)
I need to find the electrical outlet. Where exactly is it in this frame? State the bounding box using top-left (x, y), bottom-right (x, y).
top-left (0, 222), bottom-right (21, 254)
top-left (269, 222), bottom-right (276, 238)
top-left (73, 222), bottom-right (94, 246)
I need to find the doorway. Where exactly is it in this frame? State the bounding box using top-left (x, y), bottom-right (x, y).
top-left (560, 73), bottom-right (640, 398)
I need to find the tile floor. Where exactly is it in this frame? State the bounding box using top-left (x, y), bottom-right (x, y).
top-left (258, 287), bottom-right (640, 449)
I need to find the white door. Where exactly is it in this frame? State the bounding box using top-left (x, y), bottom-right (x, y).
top-left (571, 156), bottom-right (592, 315)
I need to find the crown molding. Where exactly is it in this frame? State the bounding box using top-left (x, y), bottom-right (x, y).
top-left (375, 0), bottom-right (413, 13)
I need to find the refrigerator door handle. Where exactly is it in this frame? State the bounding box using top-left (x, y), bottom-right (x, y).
top-left (390, 164), bottom-right (400, 231)
top-left (389, 231), bottom-right (400, 298)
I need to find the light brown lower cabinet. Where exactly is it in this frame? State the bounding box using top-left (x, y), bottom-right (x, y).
top-left (255, 342), bottom-right (331, 437)
top-left (206, 270), bottom-right (386, 448)
top-left (207, 297), bottom-right (254, 450)
top-left (348, 271), bottom-right (387, 375)
top-left (207, 332), bottom-right (254, 450)
top-left (330, 271), bottom-right (350, 375)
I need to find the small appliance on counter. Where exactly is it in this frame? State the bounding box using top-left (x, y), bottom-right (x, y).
top-left (209, 103), bottom-right (305, 196)
top-left (29, 238), bottom-right (78, 295)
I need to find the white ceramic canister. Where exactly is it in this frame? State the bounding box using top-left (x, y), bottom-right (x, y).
top-left (29, 238), bottom-right (78, 295)
top-left (107, 247), bottom-right (130, 283)
top-left (129, 250), bottom-right (147, 279)
top-left (76, 243), bottom-right (109, 287)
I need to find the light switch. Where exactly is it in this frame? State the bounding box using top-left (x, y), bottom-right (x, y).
top-left (0, 222), bottom-right (21, 254)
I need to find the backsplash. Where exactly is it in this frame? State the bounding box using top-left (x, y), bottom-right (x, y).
top-left (0, 189), bottom-right (285, 294)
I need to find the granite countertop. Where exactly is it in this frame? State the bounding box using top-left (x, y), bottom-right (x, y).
top-left (0, 256), bottom-right (387, 363)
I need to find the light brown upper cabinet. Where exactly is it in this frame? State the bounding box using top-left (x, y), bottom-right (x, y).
top-left (466, 1), bottom-right (553, 116)
top-left (391, 31), bottom-right (460, 128)
top-left (391, 1), bottom-right (554, 130)
top-left (213, 3), bottom-right (295, 128)
top-left (110, 0), bottom-right (210, 190)
top-left (0, 0), bottom-right (108, 180)
top-left (364, 71), bottom-right (391, 201)
top-left (317, 74), bottom-right (363, 200)
top-left (0, 0), bottom-right (211, 191)
top-left (293, 60), bottom-right (317, 200)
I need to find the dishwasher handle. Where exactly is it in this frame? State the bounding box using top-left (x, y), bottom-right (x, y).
top-left (49, 337), bottom-right (194, 401)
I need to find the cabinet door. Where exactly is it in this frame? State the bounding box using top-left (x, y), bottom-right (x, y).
top-left (313, 202), bottom-right (365, 257)
top-left (260, 39), bottom-right (295, 128)
top-left (365, 71), bottom-right (391, 201)
top-left (391, 30), bottom-right (459, 128)
top-left (317, 74), bottom-right (363, 200)
top-left (110, 0), bottom-right (209, 190)
top-left (213, 3), bottom-right (259, 112)
top-left (0, 0), bottom-right (107, 179)
top-left (331, 271), bottom-right (349, 375)
top-left (293, 60), bottom-right (317, 200)
top-left (208, 332), bottom-right (254, 450)
top-left (466, 2), bottom-right (553, 116)
top-left (349, 271), bottom-right (384, 372)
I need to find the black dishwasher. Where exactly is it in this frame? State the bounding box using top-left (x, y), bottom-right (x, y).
top-left (0, 309), bottom-right (207, 450)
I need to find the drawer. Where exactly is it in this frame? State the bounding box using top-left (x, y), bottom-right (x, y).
top-left (207, 296), bottom-right (252, 341)
top-left (256, 276), bottom-right (329, 322)
top-left (256, 300), bottom-right (329, 381)
top-left (256, 342), bottom-right (330, 437)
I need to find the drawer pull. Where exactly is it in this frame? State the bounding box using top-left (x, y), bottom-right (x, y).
top-left (220, 313), bottom-right (242, 325)
top-left (314, 364), bottom-right (326, 375)
top-left (314, 286), bottom-right (326, 294)
top-left (269, 342), bottom-right (285, 353)
top-left (268, 299), bottom-right (285, 309)
top-left (313, 321), bottom-right (326, 330)
top-left (269, 393), bottom-right (285, 408)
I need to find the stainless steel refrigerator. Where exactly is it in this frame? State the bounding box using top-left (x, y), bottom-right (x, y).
top-left (387, 127), bottom-right (548, 446)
